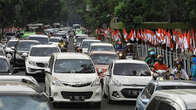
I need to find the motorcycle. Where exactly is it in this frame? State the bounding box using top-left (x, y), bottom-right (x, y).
top-left (58, 43), bottom-right (67, 52)
top-left (153, 70), bottom-right (170, 80)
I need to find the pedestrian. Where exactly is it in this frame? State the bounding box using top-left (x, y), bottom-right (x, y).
top-left (191, 55), bottom-right (196, 81)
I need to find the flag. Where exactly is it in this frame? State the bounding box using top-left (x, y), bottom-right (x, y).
top-left (123, 29), bottom-right (128, 42)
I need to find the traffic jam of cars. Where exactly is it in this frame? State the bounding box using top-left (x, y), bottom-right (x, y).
top-left (0, 24), bottom-right (196, 110)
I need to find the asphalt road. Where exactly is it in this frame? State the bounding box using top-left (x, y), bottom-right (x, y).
top-left (14, 37), bottom-right (136, 110)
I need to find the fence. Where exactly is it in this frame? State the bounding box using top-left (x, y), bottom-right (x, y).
top-left (136, 43), bottom-right (193, 76)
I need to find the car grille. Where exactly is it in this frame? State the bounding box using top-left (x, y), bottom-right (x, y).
top-left (121, 88), bottom-right (142, 98)
top-left (36, 63), bottom-right (47, 67)
top-left (63, 82), bottom-right (92, 87)
top-left (61, 91), bottom-right (93, 99)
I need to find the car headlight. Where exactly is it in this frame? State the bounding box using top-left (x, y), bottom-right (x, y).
top-left (111, 79), bottom-right (122, 87)
top-left (52, 77), bottom-right (64, 86)
top-left (28, 61), bottom-right (37, 66)
top-left (91, 78), bottom-right (101, 87)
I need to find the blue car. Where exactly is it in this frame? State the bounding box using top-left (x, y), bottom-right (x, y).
top-left (135, 80), bottom-right (196, 110)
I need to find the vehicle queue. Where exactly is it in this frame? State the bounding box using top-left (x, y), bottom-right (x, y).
top-left (0, 26), bottom-right (195, 110)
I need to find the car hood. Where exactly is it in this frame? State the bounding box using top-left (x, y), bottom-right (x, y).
top-left (28, 56), bottom-right (50, 63)
top-left (112, 75), bottom-right (152, 86)
top-left (54, 73), bottom-right (98, 84)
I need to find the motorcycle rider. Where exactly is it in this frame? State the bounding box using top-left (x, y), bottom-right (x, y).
top-left (170, 58), bottom-right (189, 80)
top-left (152, 55), bottom-right (169, 79)
top-left (145, 48), bottom-right (157, 67)
top-left (58, 39), bottom-right (67, 52)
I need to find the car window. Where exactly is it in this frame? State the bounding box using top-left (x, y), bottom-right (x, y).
top-left (113, 63), bottom-right (151, 76)
top-left (0, 95), bottom-right (50, 110)
top-left (146, 96), bottom-right (159, 110)
top-left (90, 46), bottom-right (114, 52)
top-left (16, 41), bottom-right (39, 51)
top-left (157, 100), bottom-right (176, 110)
top-left (30, 47), bottom-right (59, 56)
top-left (7, 41), bottom-right (17, 47)
top-left (54, 59), bottom-right (95, 73)
top-left (29, 37), bottom-right (48, 44)
top-left (91, 54), bottom-right (118, 65)
top-left (0, 58), bottom-right (9, 72)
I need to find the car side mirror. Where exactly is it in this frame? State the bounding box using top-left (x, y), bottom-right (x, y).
top-left (141, 98), bottom-right (149, 105)
top-left (11, 47), bottom-right (15, 50)
top-left (45, 68), bottom-right (51, 74)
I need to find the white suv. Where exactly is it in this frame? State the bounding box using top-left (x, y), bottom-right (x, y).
top-left (25, 45), bottom-right (60, 77)
top-left (45, 53), bottom-right (102, 107)
top-left (104, 59), bottom-right (152, 103)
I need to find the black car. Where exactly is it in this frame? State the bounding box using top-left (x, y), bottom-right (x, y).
top-left (12, 40), bottom-right (39, 72)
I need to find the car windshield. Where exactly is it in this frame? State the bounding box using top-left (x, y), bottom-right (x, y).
top-left (0, 58), bottom-right (9, 72)
top-left (17, 42), bottom-right (38, 52)
top-left (90, 46), bottom-right (114, 52)
top-left (91, 54), bottom-right (118, 65)
top-left (7, 41), bottom-right (17, 47)
top-left (30, 47), bottom-right (59, 57)
top-left (76, 38), bottom-right (86, 43)
top-left (82, 41), bottom-right (100, 48)
top-left (29, 37), bottom-right (48, 44)
top-left (156, 86), bottom-right (196, 90)
top-left (54, 59), bottom-right (95, 73)
top-left (0, 50), bottom-right (5, 56)
top-left (0, 95), bottom-right (50, 110)
top-left (113, 63), bottom-right (151, 76)
top-left (49, 38), bottom-right (60, 42)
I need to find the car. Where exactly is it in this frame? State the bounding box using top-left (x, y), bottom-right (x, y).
top-left (45, 53), bottom-right (102, 108)
top-left (12, 40), bottom-right (40, 72)
top-left (136, 80), bottom-right (196, 110)
top-left (74, 34), bottom-right (88, 50)
top-left (0, 79), bottom-right (50, 110)
top-left (28, 34), bottom-right (49, 44)
top-left (81, 39), bottom-right (101, 54)
top-left (49, 37), bottom-right (62, 46)
top-left (25, 45), bottom-right (60, 77)
top-left (104, 59), bottom-right (152, 103)
top-left (0, 56), bottom-right (11, 75)
top-left (90, 51), bottom-right (118, 76)
top-left (88, 43), bottom-right (115, 55)
top-left (145, 89), bottom-right (196, 110)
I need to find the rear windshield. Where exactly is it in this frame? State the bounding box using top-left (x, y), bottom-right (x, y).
top-left (113, 63), bottom-right (151, 76)
top-left (29, 37), bottom-right (48, 44)
top-left (156, 86), bottom-right (196, 90)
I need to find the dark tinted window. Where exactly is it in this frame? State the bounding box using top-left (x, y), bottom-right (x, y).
top-left (30, 47), bottom-right (59, 56)
top-left (157, 101), bottom-right (176, 110)
top-left (91, 54), bottom-right (118, 65)
top-left (90, 46), bottom-right (114, 52)
top-left (113, 63), bottom-right (151, 76)
top-left (0, 58), bottom-right (9, 72)
top-left (29, 37), bottom-right (48, 44)
top-left (17, 41), bottom-right (39, 51)
top-left (54, 59), bottom-right (95, 73)
top-left (156, 86), bottom-right (196, 90)
top-left (141, 83), bottom-right (155, 99)
top-left (146, 96), bottom-right (159, 110)
top-left (7, 41), bottom-right (17, 47)
top-left (0, 95), bottom-right (50, 110)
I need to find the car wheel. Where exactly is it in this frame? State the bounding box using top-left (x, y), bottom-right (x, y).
top-left (93, 102), bottom-right (101, 109)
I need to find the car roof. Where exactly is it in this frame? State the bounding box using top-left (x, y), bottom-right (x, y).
top-left (76, 34), bottom-right (88, 37)
top-left (29, 34), bottom-right (48, 38)
top-left (83, 39), bottom-right (100, 42)
top-left (7, 39), bottom-right (18, 42)
top-left (31, 44), bottom-right (58, 48)
top-left (90, 51), bottom-right (117, 55)
top-left (114, 59), bottom-right (147, 64)
top-left (0, 81), bottom-right (41, 94)
top-left (151, 80), bottom-right (196, 86)
top-left (18, 40), bottom-right (39, 43)
top-left (90, 43), bottom-right (113, 46)
top-left (154, 89), bottom-right (196, 109)
top-left (54, 52), bottom-right (91, 60)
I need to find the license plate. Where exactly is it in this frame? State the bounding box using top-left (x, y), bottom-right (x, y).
top-left (71, 96), bottom-right (84, 102)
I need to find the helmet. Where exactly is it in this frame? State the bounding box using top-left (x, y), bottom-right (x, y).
top-left (149, 51), bottom-right (155, 55)
top-left (157, 55), bottom-right (163, 64)
top-left (127, 43), bottom-right (131, 46)
top-left (148, 48), bottom-right (155, 52)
